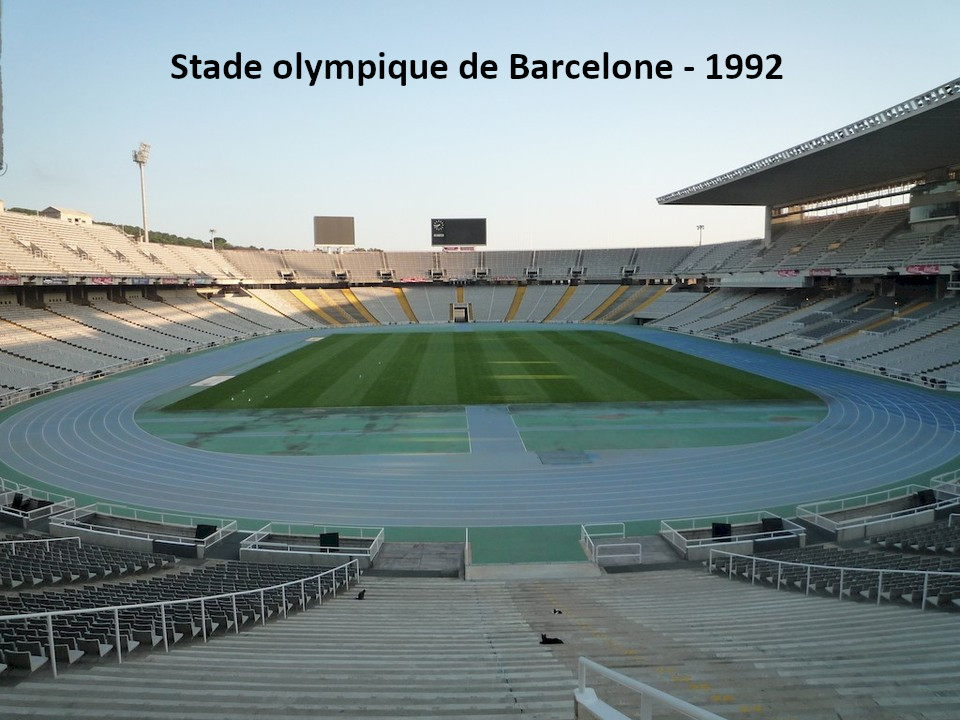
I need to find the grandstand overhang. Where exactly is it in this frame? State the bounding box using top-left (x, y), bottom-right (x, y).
top-left (657, 77), bottom-right (960, 209)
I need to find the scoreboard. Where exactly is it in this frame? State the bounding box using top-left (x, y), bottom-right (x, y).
top-left (431, 218), bottom-right (486, 246)
top-left (313, 216), bottom-right (356, 246)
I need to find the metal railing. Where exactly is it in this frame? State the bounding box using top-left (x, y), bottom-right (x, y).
top-left (49, 504), bottom-right (237, 547)
top-left (0, 558), bottom-right (360, 679)
top-left (708, 548), bottom-right (960, 611)
top-left (241, 522), bottom-right (384, 560)
top-left (0, 356), bottom-right (164, 410)
top-left (0, 478), bottom-right (76, 521)
top-left (0, 536), bottom-right (81, 553)
top-left (576, 656), bottom-right (728, 720)
top-left (580, 522), bottom-right (625, 563)
top-left (660, 511), bottom-right (804, 555)
top-left (795, 483), bottom-right (958, 533)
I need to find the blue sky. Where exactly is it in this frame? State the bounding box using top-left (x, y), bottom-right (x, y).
top-left (2, 1), bottom-right (957, 250)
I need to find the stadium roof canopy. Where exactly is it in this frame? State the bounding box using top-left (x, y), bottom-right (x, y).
top-left (658, 77), bottom-right (960, 208)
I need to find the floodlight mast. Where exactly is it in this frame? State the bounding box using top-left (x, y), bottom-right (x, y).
top-left (696, 224), bottom-right (704, 247)
top-left (132, 142), bottom-right (151, 243)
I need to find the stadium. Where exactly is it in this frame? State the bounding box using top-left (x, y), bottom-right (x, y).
top-left (2, 10), bottom-right (960, 719)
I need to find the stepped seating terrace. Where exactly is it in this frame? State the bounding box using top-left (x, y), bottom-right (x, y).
top-left (0, 212), bottom-right (103, 276)
top-left (512, 285), bottom-right (568, 322)
top-left (742, 219), bottom-right (831, 272)
top-left (463, 285), bottom-right (513, 322)
top-left (403, 285), bottom-right (455, 323)
top-left (37, 219), bottom-right (132, 275)
top-left (871, 519), bottom-right (960, 555)
top-left (715, 238), bottom-right (763, 271)
top-left (633, 245), bottom-right (692, 274)
top-left (383, 251), bottom-right (433, 281)
top-left (339, 251), bottom-right (386, 283)
top-left (535, 249), bottom-right (580, 280)
top-left (160, 290), bottom-right (267, 336)
top-left (856, 229), bottom-right (935, 268)
top-left (484, 250), bottom-right (529, 280)
top-left (711, 545), bottom-right (960, 609)
top-left (907, 224), bottom-right (960, 264)
top-left (593, 284), bottom-right (659, 322)
top-left (90, 299), bottom-right (213, 351)
top-left (278, 250), bottom-right (340, 281)
top-left (436, 251), bottom-right (479, 280)
top-left (545, 284), bottom-right (617, 323)
top-left (813, 209), bottom-right (909, 269)
top-left (81, 224), bottom-right (171, 275)
top-left (205, 293), bottom-right (307, 332)
top-left (775, 215), bottom-right (869, 270)
top-left (126, 296), bottom-right (237, 342)
top-left (221, 249), bottom-right (289, 282)
top-left (0, 535), bottom-right (177, 591)
top-left (630, 287), bottom-right (702, 322)
top-left (246, 289), bottom-right (325, 327)
top-left (349, 286), bottom-right (409, 324)
top-left (579, 247), bottom-right (633, 278)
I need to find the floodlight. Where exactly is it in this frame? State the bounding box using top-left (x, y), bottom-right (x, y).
top-left (132, 142), bottom-right (151, 243)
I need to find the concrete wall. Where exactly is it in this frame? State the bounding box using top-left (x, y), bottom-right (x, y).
top-left (49, 523), bottom-right (154, 553)
top-left (240, 547), bottom-right (371, 571)
top-left (687, 539), bottom-right (753, 562)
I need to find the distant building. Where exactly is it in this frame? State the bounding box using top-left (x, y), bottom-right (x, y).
top-left (40, 206), bottom-right (92, 225)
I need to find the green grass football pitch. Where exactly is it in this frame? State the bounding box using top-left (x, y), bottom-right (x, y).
top-left (166, 330), bottom-right (815, 411)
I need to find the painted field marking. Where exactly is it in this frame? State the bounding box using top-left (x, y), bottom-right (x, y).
top-left (190, 376), bottom-right (234, 387)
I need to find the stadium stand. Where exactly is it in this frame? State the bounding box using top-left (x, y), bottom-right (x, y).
top-left (543, 284), bottom-right (619, 323)
top-left (403, 285), bottom-right (456, 323)
top-left (437, 250), bottom-right (481, 281)
top-left (484, 250), bottom-right (528, 281)
top-left (245, 288), bottom-right (325, 328)
top-left (710, 545), bottom-right (960, 609)
top-left (339, 250), bottom-right (387, 283)
top-left (579, 247), bottom-right (633, 279)
top-left (384, 251), bottom-right (435, 282)
top-left (871, 518), bottom-right (960, 555)
top-left (278, 250), bottom-right (340, 282)
top-left (534, 249), bottom-right (581, 281)
top-left (462, 284), bottom-right (512, 322)
top-left (510, 285), bottom-right (568, 322)
top-left (1, 78), bottom-right (960, 720)
top-left (205, 292), bottom-right (309, 332)
top-left (221, 248), bottom-right (290, 283)
top-left (0, 535), bottom-right (177, 590)
top-left (350, 286), bottom-right (411, 324)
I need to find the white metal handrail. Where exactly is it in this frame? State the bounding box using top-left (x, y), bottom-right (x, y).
top-left (241, 523), bottom-right (385, 559)
top-left (580, 522), bottom-right (625, 563)
top-left (708, 549), bottom-right (960, 610)
top-left (0, 558), bottom-right (360, 679)
top-left (0, 477), bottom-right (77, 520)
top-left (661, 512), bottom-right (804, 554)
top-left (796, 484), bottom-right (927, 516)
top-left (576, 656), bottom-right (728, 720)
top-left (0, 536), bottom-right (81, 553)
top-left (50, 504), bottom-right (237, 546)
top-left (794, 483), bottom-right (959, 533)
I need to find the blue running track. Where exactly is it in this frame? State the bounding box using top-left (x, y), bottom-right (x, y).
top-left (0, 325), bottom-right (958, 527)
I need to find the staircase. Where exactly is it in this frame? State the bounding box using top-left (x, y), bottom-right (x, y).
top-left (1, 577), bottom-right (574, 719)
top-left (507, 569), bottom-right (960, 720)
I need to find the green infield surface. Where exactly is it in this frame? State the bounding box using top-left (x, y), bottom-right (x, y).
top-left (166, 330), bottom-right (815, 410)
